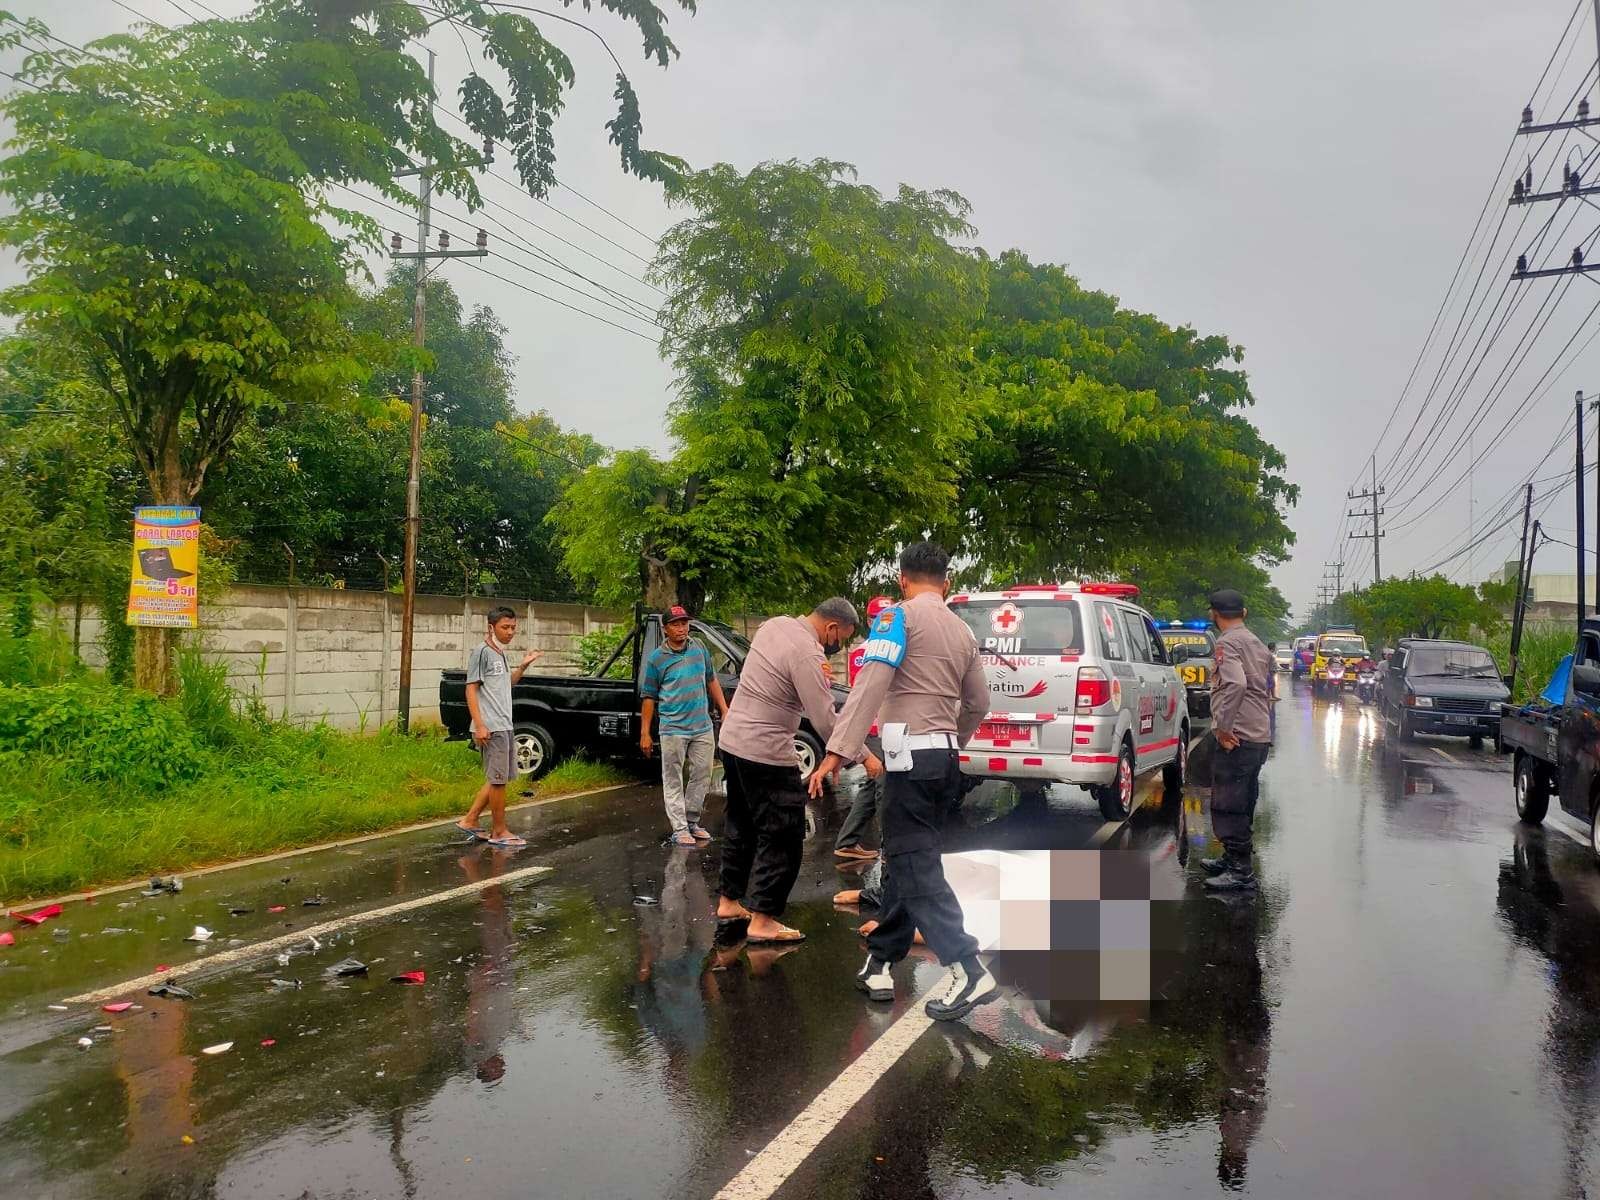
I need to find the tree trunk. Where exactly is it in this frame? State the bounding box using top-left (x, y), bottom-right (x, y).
top-left (643, 552), bottom-right (680, 611)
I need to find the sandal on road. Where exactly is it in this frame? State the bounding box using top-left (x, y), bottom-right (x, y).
top-left (454, 822), bottom-right (487, 841)
top-left (486, 834), bottom-right (527, 848)
top-left (745, 926), bottom-right (806, 945)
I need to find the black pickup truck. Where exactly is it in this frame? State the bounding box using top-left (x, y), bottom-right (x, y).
top-left (1500, 617), bottom-right (1600, 862)
top-left (440, 613), bottom-right (848, 780)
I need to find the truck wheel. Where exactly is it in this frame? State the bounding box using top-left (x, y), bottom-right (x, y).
top-left (1399, 714), bottom-right (1416, 742)
top-left (513, 722), bottom-right (556, 781)
top-left (1092, 741), bottom-right (1136, 822)
top-left (1590, 800), bottom-right (1600, 867)
top-left (1514, 752), bottom-right (1549, 825)
top-left (1162, 725), bottom-right (1189, 794)
top-left (793, 730), bottom-right (823, 780)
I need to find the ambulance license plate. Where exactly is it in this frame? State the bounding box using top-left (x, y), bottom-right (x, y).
top-left (978, 722), bottom-right (1034, 743)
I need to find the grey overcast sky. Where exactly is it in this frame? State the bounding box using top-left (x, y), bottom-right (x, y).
top-left (8, 0), bottom-right (1598, 619)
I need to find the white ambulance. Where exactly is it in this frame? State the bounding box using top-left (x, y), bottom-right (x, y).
top-left (948, 583), bottom-right (1188, 820)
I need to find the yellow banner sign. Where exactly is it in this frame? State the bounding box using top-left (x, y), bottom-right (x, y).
top-left (126, 506), bottom-right (201, 628)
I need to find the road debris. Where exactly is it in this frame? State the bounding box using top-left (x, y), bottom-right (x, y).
top-left (15, 903), bottom-right (63, 925)
top-left (101, 1002), bottom-right (136, 1013)
top-left (267, 905), bottom-right (287, 913)
top-left (390, 970), bottom-right (426, 985)
top-left (269, 978), bottom-right (302, 989)
top-left (326, 957), bottom-right (367, 977)
top-left (185, 926), bottom-right (214, 943)
top-left (302, 895), bottom-right (327, 907)
top-left (228, 907), bottom-right (253, 916)
top-left (261, 1038), bottom-right (276, 1047)
top-left (140, 877), bottom-right (182, 897)
top-left (0, 932), bottom-right (13, 946)
top-left (148, 983), bottom-right (194, 1000)
top-left (202, 1042), bottom-right (233, 1055)
top-left (76, 1036), bottom-right (92, 1050)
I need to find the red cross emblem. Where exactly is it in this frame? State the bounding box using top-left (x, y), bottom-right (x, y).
top-left (990, 602), bottom-right (1023, 635)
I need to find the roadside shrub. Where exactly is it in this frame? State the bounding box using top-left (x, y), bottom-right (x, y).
top-left (0, 679), bottom-right (204, 788)
top-left (1482, 622), bottom-right (1573, 704)
top-left (576, 623), bottom-right (632, 679)
top-left (176, 641), bottom-right (237, 748)
top-left (0, 597), bottom-right (76, 686)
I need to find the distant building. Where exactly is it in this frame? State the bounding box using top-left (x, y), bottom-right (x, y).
top-left (1496, 561), bottom-right (1581, 622)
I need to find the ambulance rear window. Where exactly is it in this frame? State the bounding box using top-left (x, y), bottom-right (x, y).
top-left (953, 599), bottom-right (1084, 655)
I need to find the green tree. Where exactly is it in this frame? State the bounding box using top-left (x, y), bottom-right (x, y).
top-left (1347, 574), bottom-right (1500, 646)
top-left (955, 251), bottom-right (1295, 584)
top-left (556, 158), bottom-right (986, 610)
top-left (204, 269), bottom-right (602, 596)
top-left (0, 1), bottom-right (690, 689)
top-left (1122, 546), bottom-right (1291, 642)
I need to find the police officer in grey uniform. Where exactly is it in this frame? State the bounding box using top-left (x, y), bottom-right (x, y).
top-left (1202, 589), bottom-right (1275, 892)
top-left (807, 541), bottom-right (996, 1021)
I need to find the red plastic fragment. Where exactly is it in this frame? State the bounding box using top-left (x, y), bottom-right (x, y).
top-left (102, 1002), bottom-right (134, 1013)
top-left (390, 970), bottom-right (426, 985)
top-left (154, 964), bottom-right (171, 973)
top-left (267, 906), bottom-right (286, 914)
top-left (260, 1038), bottom-right (276, 1047)
top-left (16, 904), bottom-right (63, 926)
top-left (0, 931), bottom-right (13, 946)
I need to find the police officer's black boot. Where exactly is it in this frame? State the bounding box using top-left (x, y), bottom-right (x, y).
top-left (1202, 848), bottom-right (1257, 892)
top-left (1199, 853), bottom-right (1229, 876)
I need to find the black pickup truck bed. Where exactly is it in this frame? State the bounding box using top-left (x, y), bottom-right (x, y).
top-left (440, 613), bottom-right (847, 780)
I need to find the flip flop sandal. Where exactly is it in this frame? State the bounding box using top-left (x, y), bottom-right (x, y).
top-left (486, 834), bottom-right (527, 848)
top-left (745, 929), bottom-right (806, 945)
top-left (454, 822), bottom-right (487, 840)
top-left (833, 845), bottom-right (878, 860)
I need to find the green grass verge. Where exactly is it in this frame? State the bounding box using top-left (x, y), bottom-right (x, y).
top-left (1482, 621), bottom-right (1574, 704)
top-left (0, 728), bottom-right (628, 903)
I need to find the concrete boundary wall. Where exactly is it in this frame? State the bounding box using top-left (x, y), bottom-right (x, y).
top-left (62, 586), bottom-right (629, 730)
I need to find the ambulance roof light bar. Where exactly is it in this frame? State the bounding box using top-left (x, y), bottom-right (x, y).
top-left (1164, 619), bottom-right (1212, 630)
top-left (1079, 582), bottom-right (1140, 597)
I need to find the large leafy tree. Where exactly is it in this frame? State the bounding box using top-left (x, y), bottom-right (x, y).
top-left (1120, 545), bottom-right (1291, 642)
top-left (956, 251), bottom-right (1295, 584)
top-left (1348, 574), bottom-right (1502, 646)
top-left (0, 1), bottom-right (691, 688)
top-left (204, 269), bottom-right (603, 595)
top-left (555, 158), bottom-right (986, 610)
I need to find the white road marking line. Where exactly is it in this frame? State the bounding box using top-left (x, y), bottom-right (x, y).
top-left (7, 783), bottom-right (626, 911)
top-left (1088, 819), bottom-right (1126, 847)
top-left (712, 983), bottom-right (942, 1200)
top-left (65, 865), bottom-right (551, 1004)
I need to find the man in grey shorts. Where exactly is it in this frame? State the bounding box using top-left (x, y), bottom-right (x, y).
top-left (457, 606), bottom-right (542, 848)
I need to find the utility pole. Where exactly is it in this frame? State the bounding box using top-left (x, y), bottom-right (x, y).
top-left (1509, 486), bottom-right (1536, 693)
top-left (1347, 455), bottom-right (1386, 584)
top-left (1324, 559), bottom-right (1343, 599)
top-left (389, 48), bottom-right (492, 732)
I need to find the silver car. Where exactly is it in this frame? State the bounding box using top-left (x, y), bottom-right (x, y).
top-left (948, 584), bottom-right (1189, 821)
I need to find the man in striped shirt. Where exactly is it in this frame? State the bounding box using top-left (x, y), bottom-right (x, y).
top-left (641, 606), bottom-right (730, 847)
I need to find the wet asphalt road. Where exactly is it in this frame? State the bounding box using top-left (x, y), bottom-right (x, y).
top-left (3, 682), bottom-right (1600, 1198)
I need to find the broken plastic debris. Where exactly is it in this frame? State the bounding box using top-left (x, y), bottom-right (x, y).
top-left (148, 983), bottom-right (194, 1000)
top-left (307, 935), bottom-right (322, 952)
top-left (101, 1002), bottom-right (135, 1013)
top-left (16, 903), bottom-right (63, 926)
top-left (269, 978), bottom-right (302, 990)
top-left (604, 927), bottom-right (618, 934)
top-left (228, 907), bottom-right (253, 916)
top-left (276, 952), bottom-right (291, 967)
top-left (302, 895), bottom-right (327, 907)
top-left (389, 970), bottom-right (426, 985)
top-left (100, 927), bottom-right (130, 935)
top-left (47, 1003), bottom-right (68, 1011)
top-left (185, 926), bottom-right (214, 943)
top-left (155, 964), bottom-right (171, 973)
top-left (260, 1038), bottom-right (276, 1047)
top-left (142, 876), bottom-right (182, 896)
top-left (201, 1042), bottom-right (233, 1056)
top-left (267, 905), bottom-right (287, 914)
top-left (633, 896), bottom-right (660, 906)
top-left (0, 932), bottom-right (13, 946)
top-left (77, 1036), bottom-right (93, 1050)
top-left (326, 957), bottom-right (367, 977)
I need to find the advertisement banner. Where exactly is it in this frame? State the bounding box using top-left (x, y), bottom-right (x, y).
top-left (126, 505), bottom-right (201, 628)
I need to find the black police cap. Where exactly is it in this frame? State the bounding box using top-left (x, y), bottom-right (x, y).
top-left (1207, 588), bottom-right (1246, 617)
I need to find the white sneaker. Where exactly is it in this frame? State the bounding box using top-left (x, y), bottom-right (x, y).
top-left (924, 960), bottom-right (999, 1021)
top-left (855, 954), bottom-right (894, 1002)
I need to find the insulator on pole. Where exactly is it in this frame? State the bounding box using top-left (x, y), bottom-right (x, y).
top-left (1523, 105), bottom-right (1534, 126)
top-left (476, 228), bottom-right (489, 250)
top-left (438, 230), bottom-right (450, 251)
top-left (390, 231), bottom-right (402, 252)
top-left (1517, 253), bottom-right (1529, 274)
top-left (1514, 179), bottom-right (1525, 201)
top-left (1581, 98), bottom-right (1591, 121)
top-left (1574, 246), bottom-right (1585, 267)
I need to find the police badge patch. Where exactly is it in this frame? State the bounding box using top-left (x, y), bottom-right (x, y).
top-left (860, 606), bottom-right (907, 668)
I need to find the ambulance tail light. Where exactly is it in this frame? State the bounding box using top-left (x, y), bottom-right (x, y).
top-left (1076, 666), bottom-right (1111, 711)
top-left (1079, 582), bottom-right (1141, 598)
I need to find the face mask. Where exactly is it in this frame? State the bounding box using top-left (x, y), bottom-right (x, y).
top-left (494, 629), bottom-right (514, 648)
top-left (821, 628), bottom-right (843, 658)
